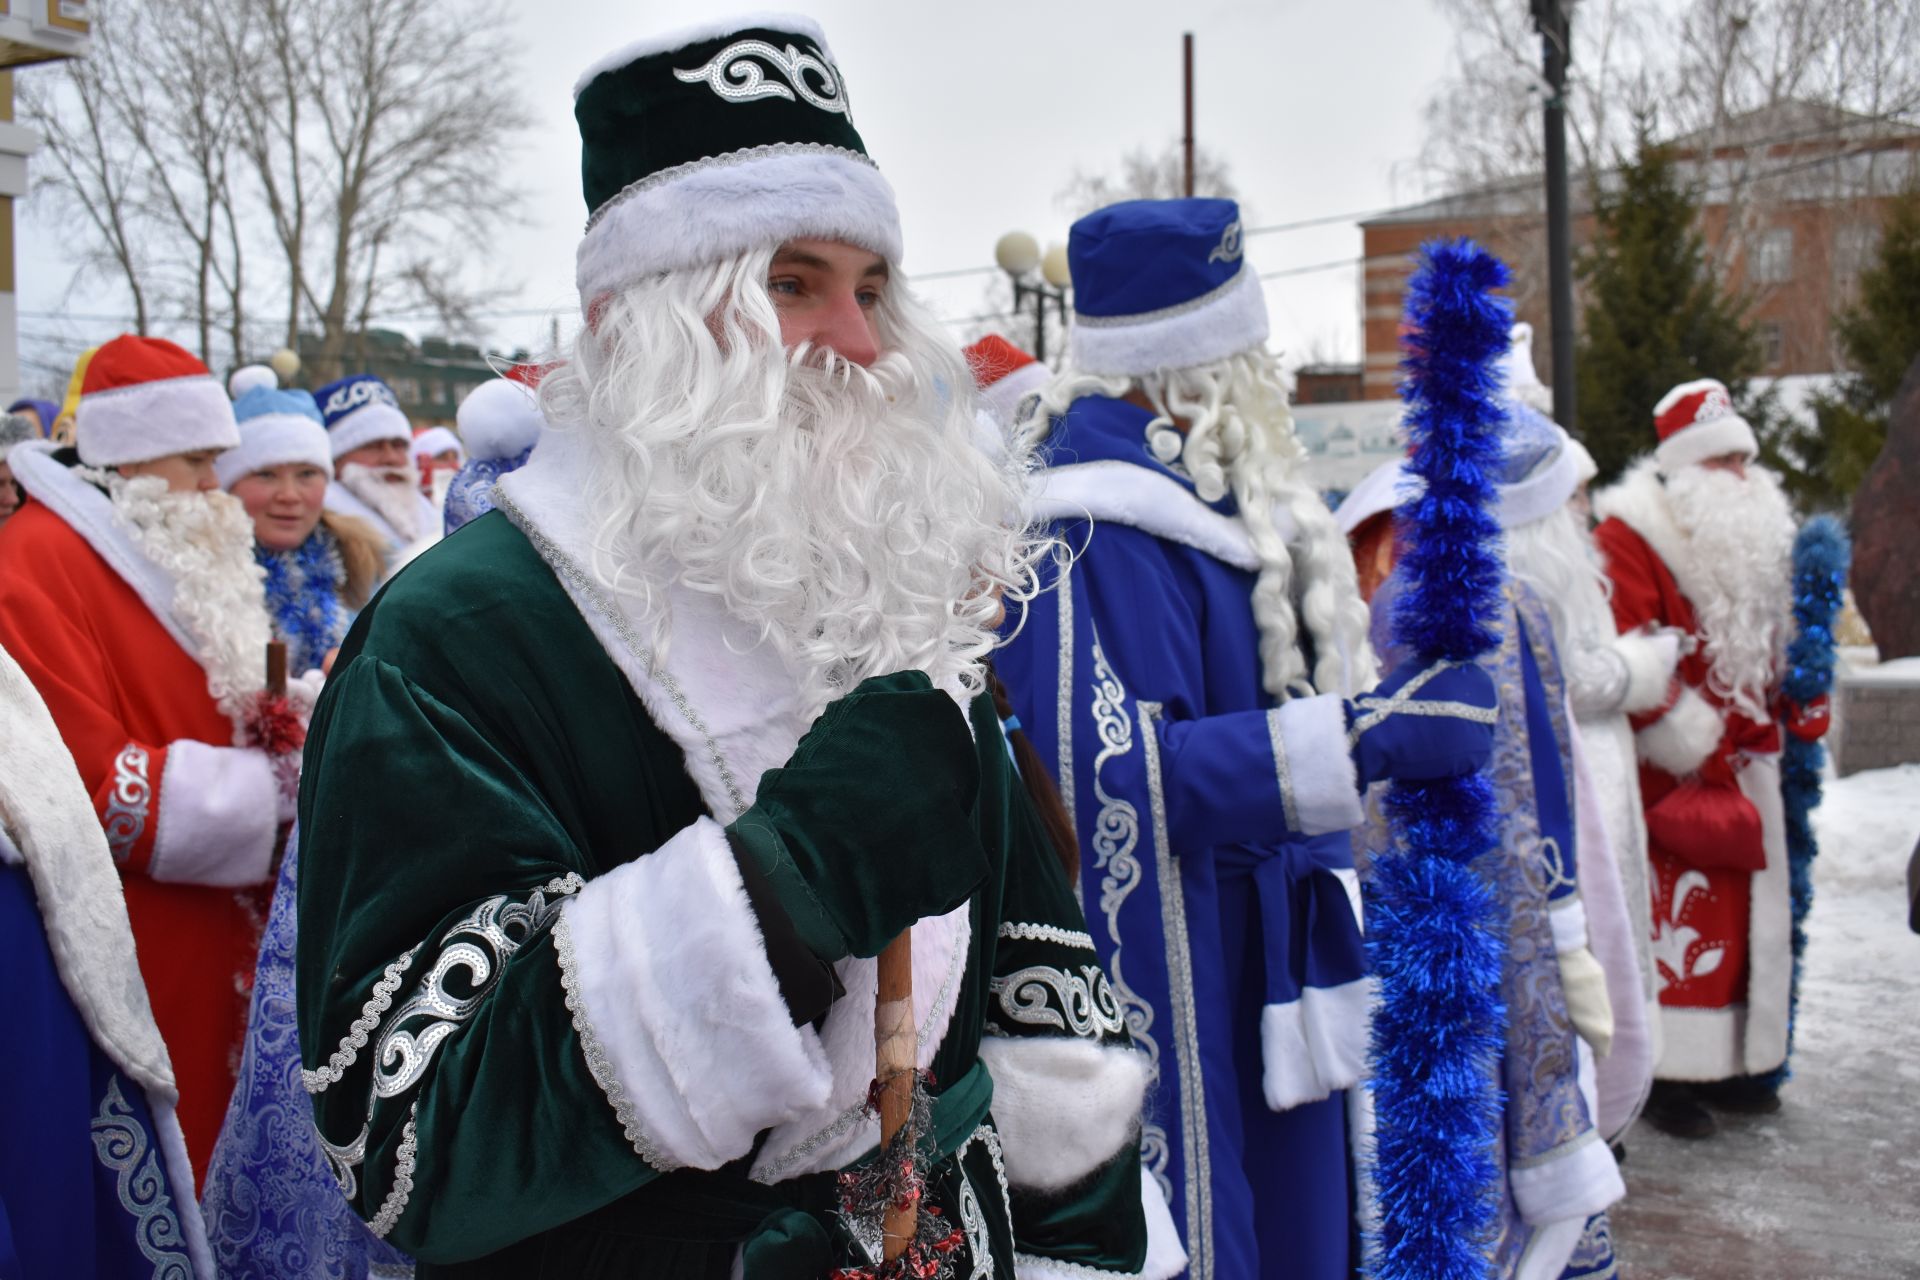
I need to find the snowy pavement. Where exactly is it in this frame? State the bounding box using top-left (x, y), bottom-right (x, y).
top-left (1611, 763), bottom-right (1920, 1280)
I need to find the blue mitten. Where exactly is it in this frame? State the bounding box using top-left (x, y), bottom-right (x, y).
top-left (1347, 659), bottom-right (1499, 787)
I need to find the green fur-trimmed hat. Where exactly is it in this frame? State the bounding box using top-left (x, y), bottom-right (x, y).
top-left (572, 14), bottom-right (903, 307)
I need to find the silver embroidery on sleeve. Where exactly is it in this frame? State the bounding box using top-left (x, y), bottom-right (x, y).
top-left (673, 38), bottom-right (852, 117)
top-left (103, 743), bottom-right (151, 864)
top-left (366, 1104), bottom-right (419, 1239)
top-left (991, 964), bottom-right (1127, 1039)
top-left (1265, 706), bottom-right (1302, 833)
top-left (372, 875), bottom-right (582, 1100)
top-left (553, 908), bottom-right (682, 1173)
top-left (305, 954), bottom-right (415, 1095)
top-left (1138, 700), bottom-right (1213, 1280)
top-left (997, 921), bottom-right (1094, 950)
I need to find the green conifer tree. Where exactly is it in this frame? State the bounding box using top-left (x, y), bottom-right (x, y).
top-left (1773, 189), bottom-right (1920, 511)
top-left (1575, 132), bottom-right (1762, 482)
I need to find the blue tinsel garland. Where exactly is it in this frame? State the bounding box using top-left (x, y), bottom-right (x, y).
top-left (1368, 240), bottom-right (1512, 1280)
top-left (257, 526), bottom-right (348, 675)
top-left (1753, 514), bottom-right (1849, 1092)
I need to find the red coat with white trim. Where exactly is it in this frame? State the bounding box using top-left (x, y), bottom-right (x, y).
top-left (1593, 459), bottom-right (1793, 1081)
top-left (0, 499), bottom-right (277, 1188)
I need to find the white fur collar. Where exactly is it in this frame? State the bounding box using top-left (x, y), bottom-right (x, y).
top-left (494, 428), bottom-right (974, 1153)
top-left (9, 443), bottom-right (205, 664)
top-left (1593, 458), bottom-right (1703, 604)
top-left (0, 643), bottom-right (176, 1100)
top-left (1034, 457), bottom-right (1300, 573)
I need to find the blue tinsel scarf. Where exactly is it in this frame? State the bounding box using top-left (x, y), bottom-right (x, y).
top-left (257, 527), bottom-right (348, 675)
top-left (1368, 240), bottom-right (1511, 1280)
top-left (1753, 514), bottom-right (1849, 1092)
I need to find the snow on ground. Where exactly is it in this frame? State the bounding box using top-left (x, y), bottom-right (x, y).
top-left (1611, 763), bottom-right (1920, 1280)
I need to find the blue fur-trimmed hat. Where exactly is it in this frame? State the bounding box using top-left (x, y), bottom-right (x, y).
top-left (1066, 197), bottom-right (1269, 378)
top-left (216, 388), bottom-right (332, 490)
top-left (314, 374), bottom-right (411, 460)
top-left (571, 14), bottom-right (903, 309)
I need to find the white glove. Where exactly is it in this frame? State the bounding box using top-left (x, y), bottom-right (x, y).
top-left (1557, 944), bottom-right (1615, 1058)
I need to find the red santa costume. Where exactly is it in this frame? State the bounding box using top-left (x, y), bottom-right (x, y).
top-left (0, 336), bottom-right (295, 1189)
top-left (1593, 379), bottom-right (1799, 1084)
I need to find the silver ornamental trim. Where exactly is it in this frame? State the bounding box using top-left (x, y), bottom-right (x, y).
top-left (673, 39), bottom-right (852, 120)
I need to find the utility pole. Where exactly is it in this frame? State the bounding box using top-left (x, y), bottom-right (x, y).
top-left (1533, 0), bottom-right (1577, 435)
top-left (1182, 33), bottom-right (1195, 198)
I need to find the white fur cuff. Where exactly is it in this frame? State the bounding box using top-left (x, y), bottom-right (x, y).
top-left (1612, 630), bottom-right (1679, 716)
top-left (1269, 694), bottom-right (1365, 836)
top-left (1068, 268), bottom-right (1269, 379)
top-left (148, 741), bottom-right (278, 887)
top-left (1015, 1168), bottom-right (1190, 1280)
top-left (1510, 1130), bottom-right (1625, 1227)
top-left (1260, 976), bottom-right (1371, 1112)
top-left (558, 817), bottom-right (832, 1172)
top-left (1635, 685), bottom-right (1722, 777)
top-left (978, 1036), bottom-right (1150, 1192)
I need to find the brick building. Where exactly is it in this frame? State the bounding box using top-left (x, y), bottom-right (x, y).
top-left (1356, 102), bottom-right (1920, 401)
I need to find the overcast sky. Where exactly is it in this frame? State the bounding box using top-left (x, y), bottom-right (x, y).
top-left (16, 0), bottom-right (1466, 387)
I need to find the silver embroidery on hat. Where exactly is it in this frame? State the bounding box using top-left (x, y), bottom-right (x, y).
top-left (1208, 219), bottom-right (1244, 264)
top-left (674, 39), bottom-right (852, 120)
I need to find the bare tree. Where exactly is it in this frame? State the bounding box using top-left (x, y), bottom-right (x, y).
top-left (21, 0), bottom-right (532, 379)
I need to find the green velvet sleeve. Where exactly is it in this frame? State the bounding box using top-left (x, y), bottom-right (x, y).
top-left (296, 653), bottom-right (663, 1261)
top-left (978, 699), bottom-right (1153, 1275)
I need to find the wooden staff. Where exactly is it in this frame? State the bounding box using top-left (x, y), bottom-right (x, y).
top-left (876, 929), bottom-right (916, 1261)
top-left (266, 640), bottom-right (288, 698)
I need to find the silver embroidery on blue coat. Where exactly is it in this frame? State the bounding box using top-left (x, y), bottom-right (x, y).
top-left (674, 39), bottom-right (852, 118)
top-left (90, 1076), bottom-right (192, 1275)
top-left (1139, 700), bottom-right (1213, 1280)
top-left (1087, 636), bottom-right (1172, 1200)
top-left (104, 743), bottom-right (151, 863)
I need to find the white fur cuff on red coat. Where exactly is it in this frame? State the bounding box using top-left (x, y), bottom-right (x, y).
top-left (148, 741), bottom-right (278, 887)
top-left (1636, 685), bottom-right (1722, 777)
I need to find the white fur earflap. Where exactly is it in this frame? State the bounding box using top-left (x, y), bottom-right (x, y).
top-left (576, 147), bottom-right (904, 304)
top-left (1068, 268), bottom-right (1270, 379)
top-left (557, 816), bottom-right (833, 1171)
top-left (976, 1036), bottom-right (1150, 1192)
top-left (1612, 629), bottom-right (1681, 716)
top-left (456, 378), bottom-right (544, 461)
top-left (1636, 684), bottom-right (1723, 777)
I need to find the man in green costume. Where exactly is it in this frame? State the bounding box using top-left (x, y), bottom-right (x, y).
top-left (296, 14), bottom-right (1184, 1278)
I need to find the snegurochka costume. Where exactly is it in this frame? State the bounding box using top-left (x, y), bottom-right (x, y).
top-left (219, 386), bottom-right (356, 674)
top-left (295, 16), bottom-right (1178, 1278)
top-left (994, 198), bottom-right (1497, 1280)
top-left (1354, 406), bottom-right (1626, 1280)
top-left (0, 336), bottom-right (292, 1189)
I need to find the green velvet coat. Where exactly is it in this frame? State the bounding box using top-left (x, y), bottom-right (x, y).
top-left (295, 511), bottom-right (1153, 1278)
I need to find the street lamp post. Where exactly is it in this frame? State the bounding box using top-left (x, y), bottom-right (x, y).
top-left (994, 231), bottom-right (1072, 366)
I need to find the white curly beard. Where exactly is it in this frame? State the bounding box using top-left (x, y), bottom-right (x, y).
top-left (96, 471), bottom-right (270, 726)
top-left (339, 461), bottom-right (423, 541)
top-left (1663, 463), bottom-right (1796, 722)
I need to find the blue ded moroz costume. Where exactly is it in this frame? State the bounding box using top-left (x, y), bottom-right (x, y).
top-left (996, 199), bottom-right (1498, 1279)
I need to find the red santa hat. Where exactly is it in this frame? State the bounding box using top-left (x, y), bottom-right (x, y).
top-left (75, 335), bottom-right (239, 469)
top-left (965, 334), bottom-right (1052, 429)
top-left (1652, 377), bottom-right (1757, 474)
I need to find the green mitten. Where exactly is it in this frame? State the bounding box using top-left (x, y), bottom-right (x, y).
top-left (728, 672), bottom-right (989, 961)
